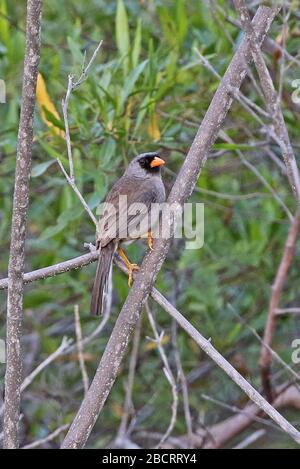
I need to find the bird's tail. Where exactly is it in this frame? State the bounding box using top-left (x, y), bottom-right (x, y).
top-left (90, 243), bottom-right (115, 316)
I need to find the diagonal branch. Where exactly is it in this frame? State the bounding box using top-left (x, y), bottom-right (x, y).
top-left (3, 0), bottom-right (42, 449)
top-left (233, 0), bottom-right (300, 201)
top-left (259, 207), bottom-right (300, 401)
top-left (61, 6), bottom-right (281, 449)
top-left (150, 289), bottom-right (300, 445)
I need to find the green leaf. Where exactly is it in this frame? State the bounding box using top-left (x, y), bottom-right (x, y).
top-left (132, 19), bottom-right (142, 69)
top-left (42, 107), bottom-right (65, 131)
top-left (213, 143), bottom-right (255, 151)
top-left (176, 0), bottom-right (188, 45)
top-left (0, 0), bottom-right (9, 46)
top-left (32, 160), bottom-right (55, 178)
top-left (120, 59), bottom-right (148, 109)
top-left (37, 138), bottom-right (67, 162)
top-left (116, 0), bottom-right (130, 74)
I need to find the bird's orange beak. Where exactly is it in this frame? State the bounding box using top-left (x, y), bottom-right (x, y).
top-left (150, 156), bottom-right (165, 168)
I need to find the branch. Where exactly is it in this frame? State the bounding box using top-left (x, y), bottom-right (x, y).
top-left (259, 208), bottom-right (300, 400)
top-left (74, 305), bottom-right (89, 395)
top-left (145, 302), bottom-right (178, 448)
top-left (234, 0), bottom-right (300, 202)
top-left (185, 384), bottom-right (300, 449)
top-left (57, 40), bottom-right (103, 226)
top-left (4, 0), bottom-right (42, 449)
top-left (150, 289), bottom-right (300, 446)
top-left (60, 6), bottom-right (284, 449)
top-left (22, 423), bottom-right (70, 449)
top-left (0, 250), bottom-right (99, 290)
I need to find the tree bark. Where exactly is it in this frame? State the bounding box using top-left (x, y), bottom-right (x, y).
top-left (4, 0), bottom-right (42, 449)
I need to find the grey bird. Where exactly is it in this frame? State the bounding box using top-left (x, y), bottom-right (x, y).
top-left (91, 152), bottom-right (166, 316)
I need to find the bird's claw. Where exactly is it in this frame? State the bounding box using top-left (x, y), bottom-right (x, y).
top-left (147, 231), bottom-right (154, 251)
top-left (128, 263), bottom-right (140, 287)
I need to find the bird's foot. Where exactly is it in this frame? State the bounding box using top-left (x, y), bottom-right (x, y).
top-left (128, 263), bottom-right (140, 287)
top-left (147, 230), bottom-right (154, 251)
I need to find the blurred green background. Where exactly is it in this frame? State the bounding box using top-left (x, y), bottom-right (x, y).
top-left (0, 0), bottom-right (300, 448)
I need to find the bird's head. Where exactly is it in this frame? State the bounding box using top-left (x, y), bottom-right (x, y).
top-left (126, 152), bottom-right (165, 178)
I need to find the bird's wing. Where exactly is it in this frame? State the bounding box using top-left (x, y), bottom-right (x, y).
top-left (97, 177), bottom-right (159, 246)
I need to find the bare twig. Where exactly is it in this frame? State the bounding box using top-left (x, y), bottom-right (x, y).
top-left (228, 304), bottom-right (300, 385)
top-left (219, 130), bottom-right (294, 222)
top-left (4, 0), bottom-right (42, 449)
top-left (276, 308), bottom-right (300, 316)
top-left (61, 7), bottom-right (281, 449)
top-left (183, 384), bottom-right (300, 449)
top-left (0, 250), bottom-right (99, 290)
top-left (74, 305), bottom-right (89, 395)
top-left (0, 337), bottom-right (72, 418)
top-left (233, 429), bottom-right (266, 449)
top-left (195, 53), bottom-right (294, 220)
top-left (21, 336), bottom-right (72, 393)
top-left (151, 289), bottom-right (300, 445)
top-left (56, 159), bottom-right (97, 225)
top-left (195, 48), bottom-right (269, 121)
top-left (57, 40), bottom-right (103, 226)
top-left (22, 423), bottom-right (70, 449)
top-left (171, 320), bottom-right (193, 448)
top-left (145, 302), bottom-right (178, 448)
top-left (259, 208), bottom-right (300, 401)
top-left (234, 0), bottom-right (300, 201)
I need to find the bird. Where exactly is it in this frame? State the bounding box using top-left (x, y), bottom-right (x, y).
top-left (90, 152), bottom-right (166, 316)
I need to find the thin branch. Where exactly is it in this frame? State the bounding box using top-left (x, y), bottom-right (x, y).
top-left (195, 53), bottom-right (294, 220)
top-left (0, 337), bottom-right (72, 418)
top-left (145, 302), bottom-right (178, 448)
top-left (57, 40), bottom-right (103, 226)
top-left (56, 158), bottom-right (97, 225)
top-left (259, 208), bottom-right (300, 401)
top-left (4, 0), bottom-right (42, 449)
top-left (61, 6), bottom-right (281, 448)
top-left (182, 383), bottom-right (300, 449)
top-left (228, 304), bottom-right (300, 385)
top-left (171, 320), bottom-right (193, 448)
top-left (276, 308), bottom-right (300, 316)
top-left (219, 130), bottom-right (294, 222)
top-left (195, 48), bottom-right (269, 121)
top-left (233, 429), bottom-right (266, 449)
top-left (151, 289), bottom-right (300, 445)
top-left (22, 423), bottom-right (70, 449)
top-left (74, 305), bottom-right (89, 396)
top-left (0, 250), bottom-right (99, 290)
top-left (234, 0), bottom-right (300, 201)
top-left (21, 336), bottom-right (72, 393)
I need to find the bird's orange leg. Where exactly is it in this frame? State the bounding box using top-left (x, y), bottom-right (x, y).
top-left (147, 230), bottom-right (154, 251)
top-left (117, 247), bottom-right (139, 287)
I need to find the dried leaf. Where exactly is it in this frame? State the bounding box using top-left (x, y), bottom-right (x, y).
top-left (36, 73), bottom-right (65, 138)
